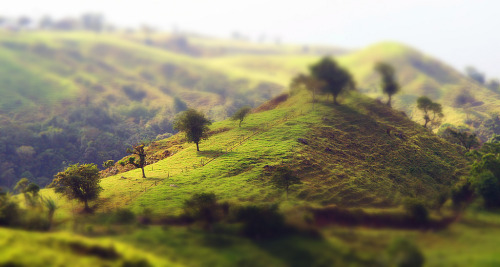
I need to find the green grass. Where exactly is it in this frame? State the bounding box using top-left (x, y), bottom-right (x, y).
top-left (0, 227), bottom-right (178, 266)
top-left (37, 89), bottom-right (468, 219)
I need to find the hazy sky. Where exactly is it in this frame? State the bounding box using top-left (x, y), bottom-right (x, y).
top-left (4, 0), bottom-right (500, 78)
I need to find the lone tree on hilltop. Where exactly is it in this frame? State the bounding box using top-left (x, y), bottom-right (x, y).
top-left (417, 96), bottom-right (443, 128)
top-left (375, 62), bottom-right (400, 107)
top-left (127, 144), bottom-right (147, 178)
top-left (231, 106), bottom-right (252, 127)
top-left (290, 73), bottom-right (326, 110)
top-left (310, 57), bottom-right (355, 105)
top-left (174, 109), bottom-right (211, 151)
top-left (271, 166), bottom-right (301, 200)
top-left (50, 163), bottom-right (102, 213)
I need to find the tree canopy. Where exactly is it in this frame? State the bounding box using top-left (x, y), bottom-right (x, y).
top-left (375, 62), bottom-right (400, 107)
top-left (290, 73), bottom-right (326, 110)
top-left (50, 163), bottom-right (102, 212)
top-left (127, 144), bottom-right (147, 178)
top-left (270, 166), bottom-right (301, 200)
top-left (310, 57), bottom-right (355, 105)
top-left (417, 96), bottom-right (443, 129)
top-left (231, 106), bottom-right (252, 127)
top-left (173, 109), bottom-right (211, 151)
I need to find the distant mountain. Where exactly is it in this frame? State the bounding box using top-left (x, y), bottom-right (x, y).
top-left (0, 31), bottom-right (496, 190)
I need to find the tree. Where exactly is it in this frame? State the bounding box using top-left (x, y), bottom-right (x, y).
top-left (231, 106), bottom-right (252, 127)
top-left (375, 62), bottom-right (400, 107)
top-left (127, 144), bottom-right (147, 178)
top-left (465, 66), bottom-right (485, 84)
top-left (310, 57), bottom-right (355, 105)
top-left (14, 178), bottom-right (40, 207)
top-left (173, 109), bottom-right (211, 151)
top-left (270, 167), bottom-right (301, 200)
top-left (470, 153), bottom-right (500, 208)
top-left (290, 74), bottom-right (325, 110)
top-left (487, 79), bottom-right (500, 92)
top-left (43, 197), bottom-right (58, 230)
top-left (442, 127), bottom-right (480, 151)
top-left (183, 192), bottom-right (220, 230)
top-left (416, 96), bottom-right (443, 128)
top-left (50, 163), bottom-right (102, 212)
top-left (102, 160), bottom-right (115, 169)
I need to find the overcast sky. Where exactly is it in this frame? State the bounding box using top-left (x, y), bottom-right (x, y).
top-left (3, 0), bottom-right (500, 79)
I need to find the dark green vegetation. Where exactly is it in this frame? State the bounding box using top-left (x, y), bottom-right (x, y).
top-left (173, 109), bottom-right (212, 151)
top-left (127, 144), bottom-right (147, 178)
top-left (374, 62), bottom-right (400, 107)
top-left (0, 31), bottom-right (284, 189)
top-left (2, 31), bottom-right (500, 266)
top-left (416, 96), bottom-right (443, 129)
top-left (309, 57), bottom-right (355, 104)
top-left (50, 163), bottom-right (102, 212)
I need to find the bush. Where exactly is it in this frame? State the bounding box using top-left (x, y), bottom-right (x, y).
top-left (183, 193), bottom-right (220, 230)
top-left (473, 171), bottom-right (500, 208)
top-left (113, 208), bottom-right (136, 224)
top-left (236, 204), bottom-right (288, 239)
top-left (403, 199), bottom-right (428, 224)
top-left (387, 238), bottom-right (425, 267)
top-left (451, 178), bottom-right (474, 209)
top-left (0, 196), bottom-right (20, 227)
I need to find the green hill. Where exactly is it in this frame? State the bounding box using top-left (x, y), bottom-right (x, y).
top-left (1, 31), bottom-right (498, 190)
top-left (37, 89), bottom-right (466, 217)
top-left (200, 41), bottom-right (500, 137)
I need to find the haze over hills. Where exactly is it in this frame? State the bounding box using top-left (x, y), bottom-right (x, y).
top-left (3, 29), bottom-right (500, 266)
top-left (0, 30), bottom-right (498, 190)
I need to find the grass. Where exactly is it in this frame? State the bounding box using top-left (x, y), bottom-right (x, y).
top-left (36, 89), bottom-right (468, 221)
top-left (0, 227), bottom-right (177, 266)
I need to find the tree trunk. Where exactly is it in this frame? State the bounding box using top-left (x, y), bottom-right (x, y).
top-left (312, 90), bottom-right (316, 111)
top-left (196, 142), bottom-right (200, 151)
top-left (84, 199), bottom-right (90, 212)
top-left (48, 210), bottom-right (54, 230)
top-left (141, 167), bottom-right (146, 178)
top-left (424, 119), bottom-right (429, 128)
top-left (387, 94), bottom-right (392, 107)
top-left (333, 94), bottom-right (338, 105)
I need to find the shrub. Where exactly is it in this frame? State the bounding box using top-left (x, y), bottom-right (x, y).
top-left (403, 199), bottom-right (428, 224)
top-left (236, 204), bottom-right (288, 239)
top-left (387, 238), bottom-right (425, 267)
top-left (473, 171), bottom-right (500, 208)
top-left (451, 178), bottom-right (474, 209)
top-left (113, 208), bottom-right (136, 224)
top-left (183, 192), bottom-right (220, 230)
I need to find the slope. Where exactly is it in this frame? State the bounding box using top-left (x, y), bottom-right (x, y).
top-left (202, 41), bottom-right (500, 137)
top-left (41, 89), bottom-right (468, 216)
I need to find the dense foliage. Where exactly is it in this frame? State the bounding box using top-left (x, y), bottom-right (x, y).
top-left (50, 163), bottom-right (102, 212)
top-left (173, 109), bottom-right (212, 151)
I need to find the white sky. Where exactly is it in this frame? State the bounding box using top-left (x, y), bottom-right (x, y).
top-left (3, 0), bottom-right (500, 79)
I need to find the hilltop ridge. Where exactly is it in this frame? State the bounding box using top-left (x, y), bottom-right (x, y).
top-left (45, 89), bottom-right (469, 216)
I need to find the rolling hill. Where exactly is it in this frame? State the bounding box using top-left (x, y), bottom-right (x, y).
top-left (14, 87), bottom-right (486, 267)
top-left (1, 30), bottom-right (498, 192)
top-left (38, 89), bottom-right (468, 217)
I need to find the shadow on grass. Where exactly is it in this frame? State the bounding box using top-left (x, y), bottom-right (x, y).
top-left (255, 235), bottom-right (368, 267)
top-left (197, 149), bottom-right (226, 158)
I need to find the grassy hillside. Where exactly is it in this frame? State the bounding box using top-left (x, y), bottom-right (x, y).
top-left (8, 88), bottom-right (492, 267)
top-left (0, 31), bottom-right (285, 119)
top-left (200, 41), bottom-right (500, 136)
top-left (36, 89), bottom-right (467, 217)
